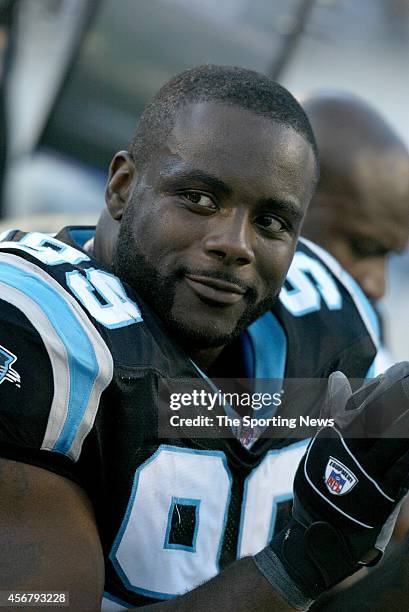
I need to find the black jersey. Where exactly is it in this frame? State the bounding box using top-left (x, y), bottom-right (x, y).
top-left (0, 228), bottom-right (378, 610)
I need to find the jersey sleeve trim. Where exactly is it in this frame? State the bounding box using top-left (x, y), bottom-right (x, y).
top-left (0, 228), bottom-right (19, 242)
top-left (0, 253), bottom-right (113, 461)
top-left (298, 237), bottom-right (380, 349)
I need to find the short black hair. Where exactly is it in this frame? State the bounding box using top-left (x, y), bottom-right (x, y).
top-left (129, 64), bottom-right (319, 173)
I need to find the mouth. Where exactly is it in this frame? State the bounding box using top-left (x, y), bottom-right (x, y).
top-left (184, 274), bottom-right (246, 306)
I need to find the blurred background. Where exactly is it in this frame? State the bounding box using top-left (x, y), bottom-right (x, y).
top-left (0, 0), bottom-right (408, 360)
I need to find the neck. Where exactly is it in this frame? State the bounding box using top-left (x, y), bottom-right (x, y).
top-left (91, 210), bottom-right (120, 271)
top-left (186, 345), bottom-right (225, 373)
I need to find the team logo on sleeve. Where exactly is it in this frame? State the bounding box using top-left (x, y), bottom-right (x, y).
top-left (0, 345), bottom-right (21, 388)
top-left (325, 457), bottom-right (357, 495)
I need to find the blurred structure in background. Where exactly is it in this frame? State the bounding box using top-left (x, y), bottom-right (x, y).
top-left (1, 0), bottom-right (408, 358)
top-left (0, 0), bottom-right (16, 216)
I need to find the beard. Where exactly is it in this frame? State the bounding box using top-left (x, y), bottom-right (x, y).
top-left (113, 206), bottom-right (279, 350)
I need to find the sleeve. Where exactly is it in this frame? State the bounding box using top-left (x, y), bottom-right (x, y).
top-left (336, 278), bottom-right (380, 380)
top-left (296, 238), bottom-right (380, 379)
top-left (0, 255), bottom-right (113, 483)
top-left (0, 298), bottom-right (79, 479)
top-left (0, 299), bottom-right (54, 450)
top-left (326, 287), bottom-right (379, 381)
top-left (370, 345), bottom-right (395, 376)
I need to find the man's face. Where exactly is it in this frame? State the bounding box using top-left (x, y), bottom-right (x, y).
top-left (305, 157), bottom-right (409, 301)
top-left (113, 102), bottom-right (316, 349)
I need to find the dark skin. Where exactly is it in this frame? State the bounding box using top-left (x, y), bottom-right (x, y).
top-left (98, 102), bottom-right (317, 370)
top-left (0, 102), bottom-right (318, 610)
top-left (301, 93), bottom-right (409, 301)
top-left (0, 459), bottom-right (104, 612)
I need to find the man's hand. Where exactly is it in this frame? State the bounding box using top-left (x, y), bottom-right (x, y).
top-left (322, 361), bottom-right (409, 436)
top-left (255, 363), bottom-right (409, 608)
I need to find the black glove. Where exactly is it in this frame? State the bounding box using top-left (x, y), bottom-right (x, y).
top-left (269, 362), bottom-right (409, 600)
top-left (321, 361), bottom-right (409, 437)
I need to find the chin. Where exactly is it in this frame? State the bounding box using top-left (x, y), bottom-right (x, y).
top-left (167, 315), bottom-right (241, 350)
top-left (165, 296), bottom-right (278, 351)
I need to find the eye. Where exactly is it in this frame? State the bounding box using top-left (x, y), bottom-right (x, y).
top-left (181, 191), bottom-right (217, 211)
top-left (254, 214), bottom-right (286, 234)
top-left (348, 236), bottom-right (388, 258)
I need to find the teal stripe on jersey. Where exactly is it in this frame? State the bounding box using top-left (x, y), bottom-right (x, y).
top-left (246, 310), bottom-right (287, 381)
top-left (0, 262), bottom-right (100, 456)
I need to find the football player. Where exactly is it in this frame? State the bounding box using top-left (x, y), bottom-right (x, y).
top-left (300, 93), bottom-right (409, 612)
top-left (0, 65), bottom-right (408, 611)
top-left (301, 91), bottom-right (409, 376)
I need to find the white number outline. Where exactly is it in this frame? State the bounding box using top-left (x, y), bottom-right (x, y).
top-left (66, 268), bottom-right (142, 329)
top-left (280, 252), bottom-right (342, 316)
top-left (1, 232), bottom-right (90, 266)
top-left (109, 445), bottom-right (232, 600)
top-left (237, 439), bottom-right (308, 557)
top-left (110, 441), bottom-right (308, 599)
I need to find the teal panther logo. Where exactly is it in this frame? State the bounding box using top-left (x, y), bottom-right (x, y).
top-left (0, 345), bottom-right (21, 388)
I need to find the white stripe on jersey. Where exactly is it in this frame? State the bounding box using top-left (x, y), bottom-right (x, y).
top-left (0, 229), bottom-right (19, 242)
top-left (0, 253), bottom-right (113, 461)
top-left (299, 237), bottom-right (380, 349)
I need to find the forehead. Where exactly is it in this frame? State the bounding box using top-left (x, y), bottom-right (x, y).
top-left (148, 101), bottom-right (316, 204)
top-left (336, 150), bottom-right (409, 250)
top-left (354, 149), bottom-right (409, 212)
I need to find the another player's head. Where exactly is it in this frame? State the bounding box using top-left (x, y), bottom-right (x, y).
top-left (301, 91), bottom-right (409, 301)
top-left (96, 65), bottom-right (318, 357)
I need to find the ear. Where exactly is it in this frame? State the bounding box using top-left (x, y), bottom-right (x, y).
top-left (105, 151), bottom-right (137, 220)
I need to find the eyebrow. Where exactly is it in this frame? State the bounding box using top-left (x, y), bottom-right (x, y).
top-left (257, 198), bottom-right (304, 223)
top-left (159, 168), bottom-right (304, 221)
top-left (159, 169), bottom-right (233, 198)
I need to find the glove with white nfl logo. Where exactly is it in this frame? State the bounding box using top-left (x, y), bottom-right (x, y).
top-left (255, 362), bottom-right (409, 605)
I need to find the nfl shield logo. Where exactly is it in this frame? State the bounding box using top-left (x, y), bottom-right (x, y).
top-left (326, 470), bottom-right (346, 493)
top-left (324, 457), bottom-right (358, 495)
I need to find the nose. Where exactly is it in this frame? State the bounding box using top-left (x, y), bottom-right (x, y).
top-left (203, 209), bottom-right (255, 266)
top-left (354, 258), bottom-right (387, 301)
